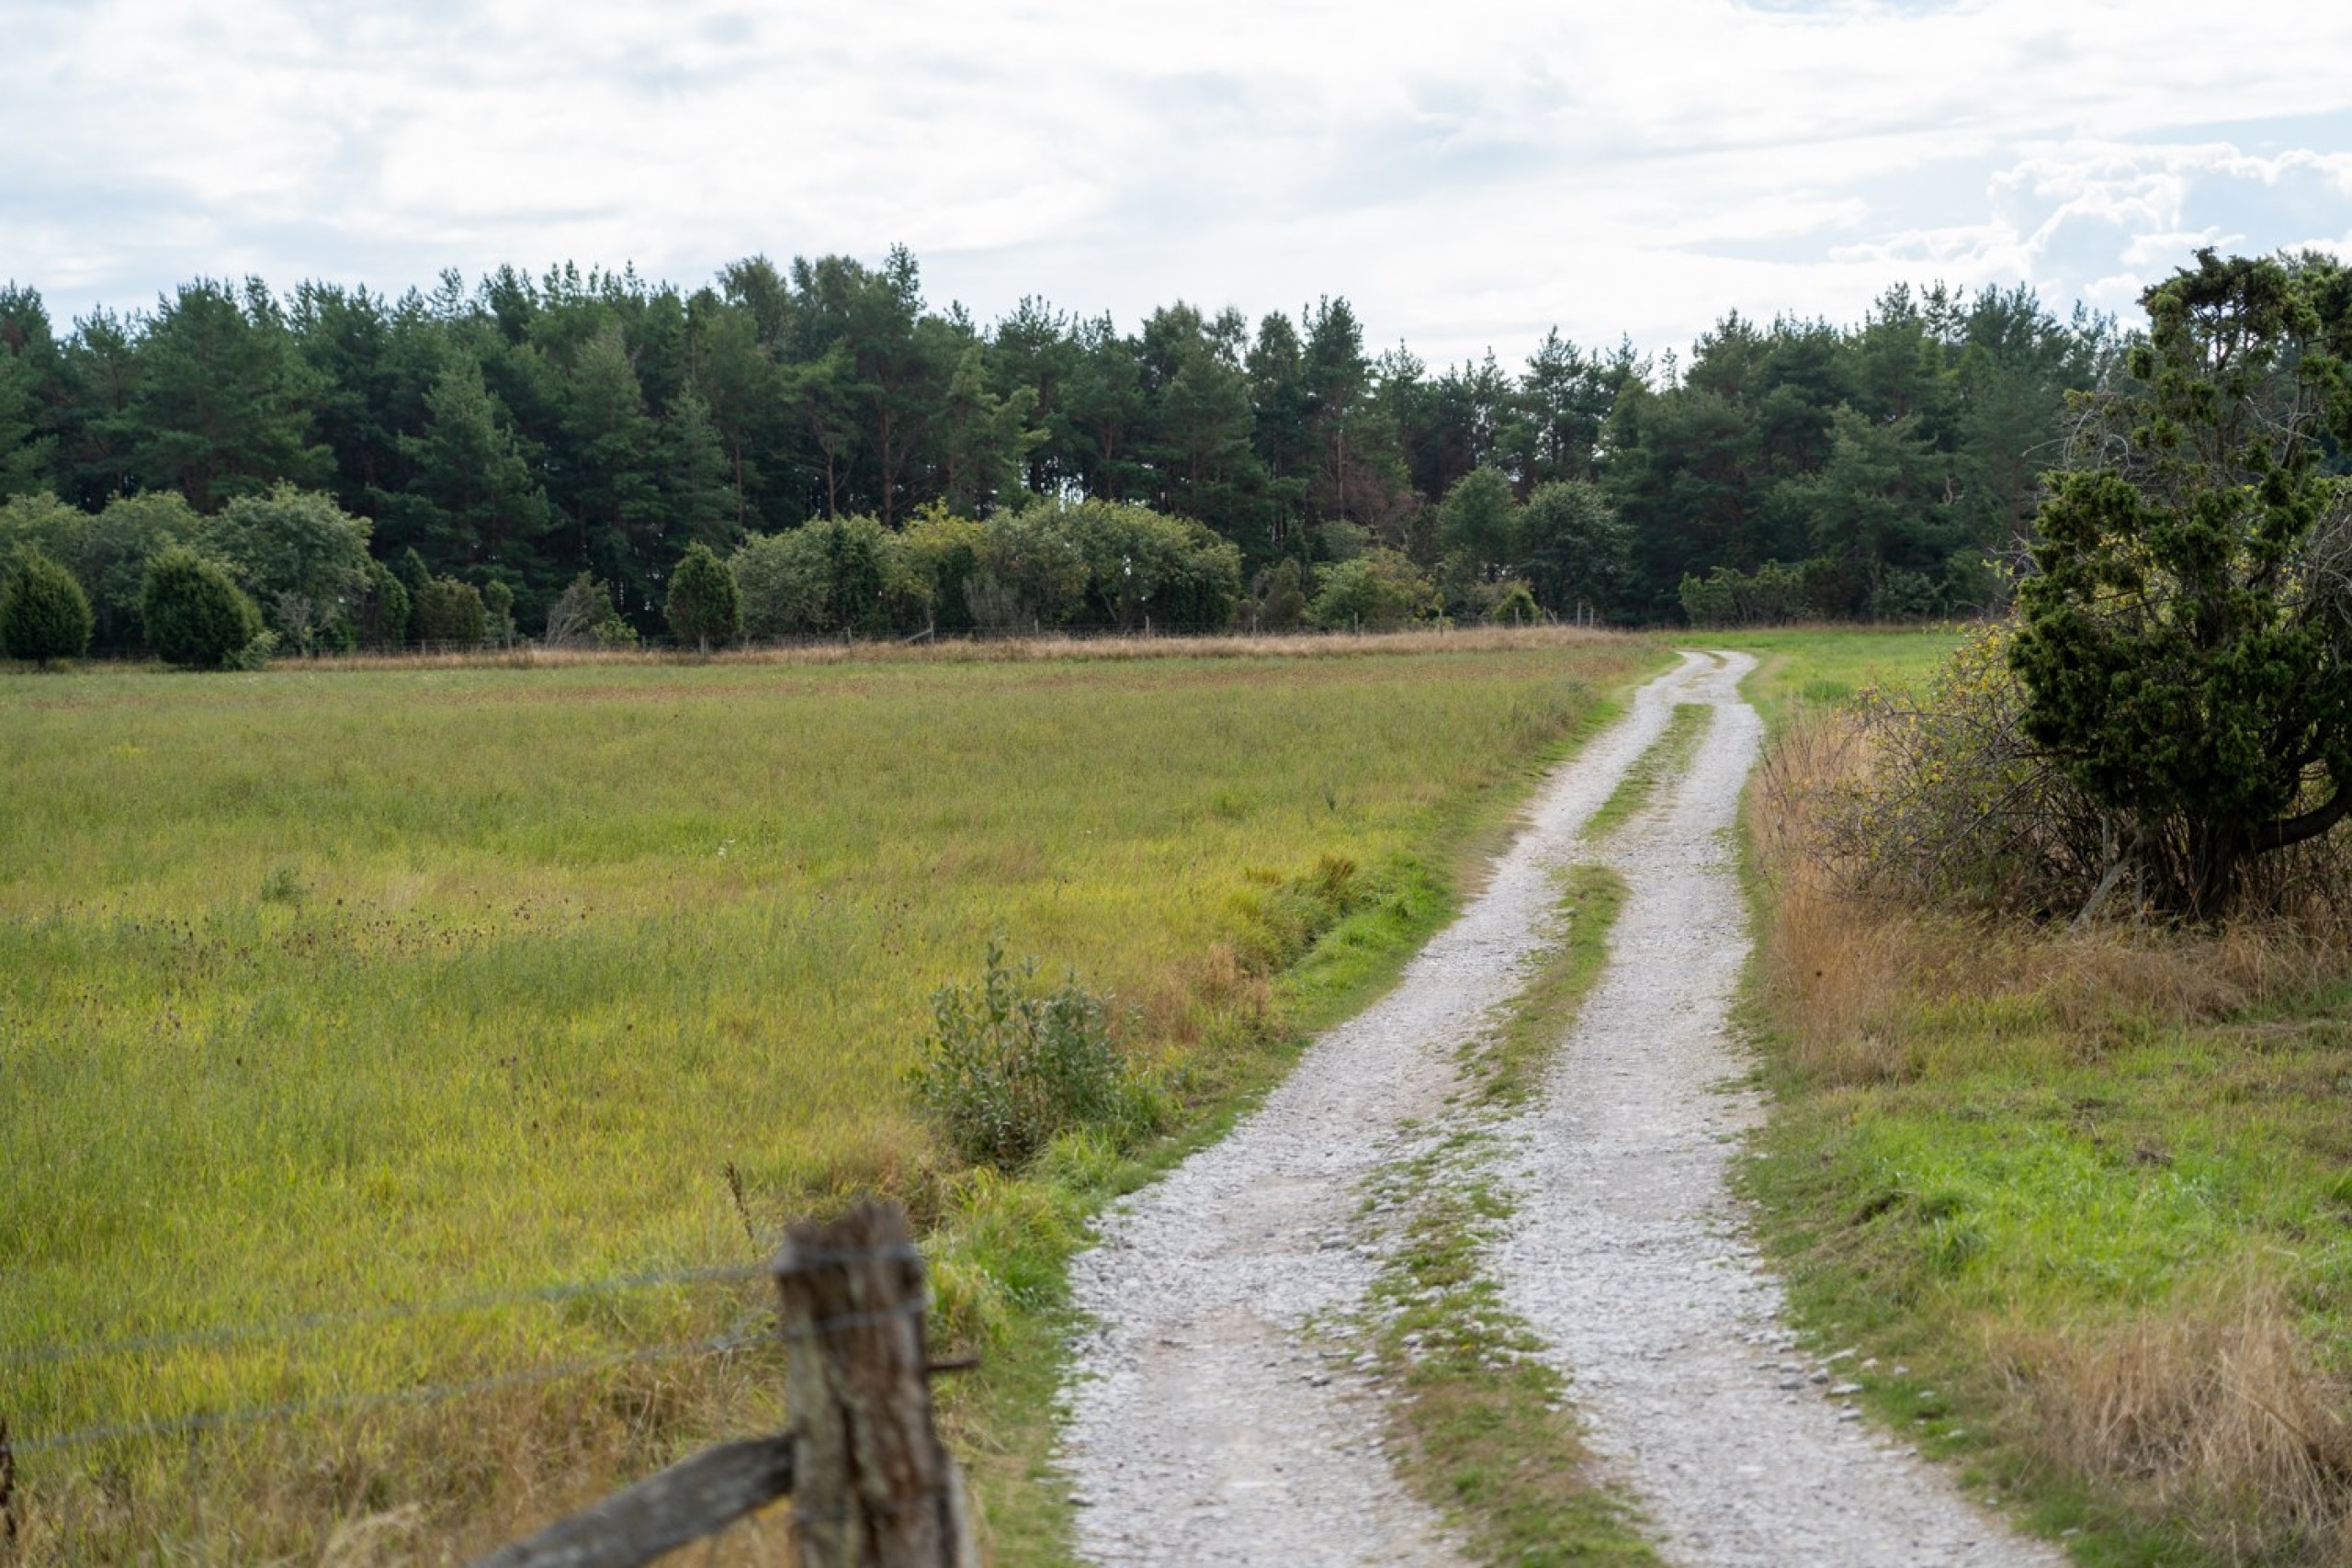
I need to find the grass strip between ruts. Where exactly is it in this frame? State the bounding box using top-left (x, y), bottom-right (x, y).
top-left (1354, 864), bottom-right (1659, 1565)
top-left (1586, 698), bottom-right (1714, 841)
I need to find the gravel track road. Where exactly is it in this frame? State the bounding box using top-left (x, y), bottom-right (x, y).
top-left (1059, 651), bottom-right (2061, 1566)
top-left (1487, 649), bottom-right (2063, 1567)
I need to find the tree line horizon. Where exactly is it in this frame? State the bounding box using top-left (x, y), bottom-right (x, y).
top-left (0, 244), bottom-right (2139, 646)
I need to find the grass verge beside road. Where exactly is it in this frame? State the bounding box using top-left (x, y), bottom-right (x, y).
top-left (1733, 627), bottom-right (2352, 1566)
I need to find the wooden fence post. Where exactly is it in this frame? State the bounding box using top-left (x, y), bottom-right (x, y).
top-left (2, 1414), bottom-right (17, 1549)
top-left (774, 1200), bottom-right (976, 1568)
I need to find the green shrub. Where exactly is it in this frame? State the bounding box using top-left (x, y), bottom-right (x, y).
top-left (1254, 558), bottom-right (1307, 631)
top-left (733, 516), bottom-right (930, 638)
top-left (392, 547), bottom-right (432, 637)
top-left (1487, 581), bottom-right (1541, 626)
top-left (413, 576), bottom-right (489, 647)
top-left (481, 579), bottom-right (516, 646)
top-left (902, 506), bottom-right (986, 631)
top-left (665, 542), bottom-right (739, 652)
top-left (1811, 626), bottom-right (2109, 919)
top-left (1679, 560), bottom-right (1807, 627)
top-left (1307, 547), bottom-right (1438, 631)
top-left (356, 559), bottom-right (411, 647)
top-left (2012, 250), bottom-right (2352, 917)
top-left (1, 548), bottom-right (95, 664)
top-left (141, 547), bottom-right (265, 669)
top-left (203, 484), bottom-right (372, 652)
top-left (0, 491), bottom-right (200, 655)
top-left (910, 942), bottom-right (1155, 1169)
top-left (542, 572), bottom-right (635, 647)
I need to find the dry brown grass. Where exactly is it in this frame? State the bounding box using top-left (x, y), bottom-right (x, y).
top-left (1749, 709), bottom-right (2352, 1088)
top-left (254, 623), bottom-right (1637, 676)
top-left (9, 1346), bottom-right (796, 1566)
top-left (1996, 1269), bottom-right (2352, 1565)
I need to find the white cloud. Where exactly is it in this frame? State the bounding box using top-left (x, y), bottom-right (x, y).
top-left (2, 0), bottom-right (2349, 357)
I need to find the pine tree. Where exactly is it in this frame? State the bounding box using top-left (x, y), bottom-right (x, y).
top-left (130, 278), bottom-right (330, 511)
top-left (2012, 251), bottom-right (2352, 915)
top-left (404, 358), bottom-right (553, 567)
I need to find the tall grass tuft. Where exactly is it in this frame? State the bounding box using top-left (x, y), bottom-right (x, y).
top-left (1998, 1269), bottom-right (2352, 1565)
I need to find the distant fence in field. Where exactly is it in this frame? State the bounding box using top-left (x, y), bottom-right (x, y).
top-left (0, 1201), bottom-right (975, 1568)
top-left (51, 610), bottom-right (1611, 669)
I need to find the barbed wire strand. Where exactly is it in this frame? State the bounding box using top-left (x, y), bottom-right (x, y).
top-left (4, 1261), bottom-right (770, 1370)
top-left (13, 1290), bottom-right (934, 1457)
top-left (12, 1321), bottom-right (773, 1457)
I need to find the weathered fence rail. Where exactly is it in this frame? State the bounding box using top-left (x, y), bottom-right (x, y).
top-left (469, 1199), bottom-right (976, 1568)
top-left (469, 1438), bottom-right (794, 1568)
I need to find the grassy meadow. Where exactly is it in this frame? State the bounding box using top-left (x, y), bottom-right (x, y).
top-left (0, 628), bottom-right (1660, 1561)
top-left (1736, 628), bottom-right (2352, 1565)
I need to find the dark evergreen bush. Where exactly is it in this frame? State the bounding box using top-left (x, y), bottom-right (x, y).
top-left (356, 558), bottom-right (410, 647)
top-left (141, 547), bottom-right (264, 669)
top-left (2012, 251), bottom-right (2352, 917)
top-left (1, 548), bottom-right (95, 664)
top-left (413, 576), bottom-right (489, 647)
top-left (664, 542), bottom-right (739, 652)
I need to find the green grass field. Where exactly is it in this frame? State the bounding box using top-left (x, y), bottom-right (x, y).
top-left (0, 631), bottom-right (1659, 1559)
top-left (1707, 623), bottom-right (1962, 726)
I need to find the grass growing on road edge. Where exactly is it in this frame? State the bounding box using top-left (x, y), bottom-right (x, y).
top-left (1355, 866), bottom-right (1658, 1567)
top-left (1586, 700), bottom-right (1715, 842)
top-left (1730, 637), bottom-right (2352, 1567)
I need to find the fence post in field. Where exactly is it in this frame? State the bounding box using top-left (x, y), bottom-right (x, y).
top-left (775, 1200), bottom-right (977, 1568)
top-left (2, 1414), bottom-right (17, 1547)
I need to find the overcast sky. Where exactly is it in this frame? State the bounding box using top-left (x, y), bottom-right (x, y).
top-left (5, 0), bottom-right (2349, 366)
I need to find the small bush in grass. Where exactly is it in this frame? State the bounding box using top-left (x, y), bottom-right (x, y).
top-left (910, 942), bottom-right (1157, 1169)
top-left (141, 547), bottom-right (266, 669)
top-left (1, 547), bottom-right (94, 664)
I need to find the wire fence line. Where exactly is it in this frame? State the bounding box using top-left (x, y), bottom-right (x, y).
top-left (62, 614), bottom-right (1577, 667)
top-left (5, 1205), bottom-right (972, 1567)
top-left (4, 1261), bottom-right (770, 1370)
top-left (8, 1321), bottom-right (772, 1456)
top-left (3, 1262), bottom-right (783, 1459)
